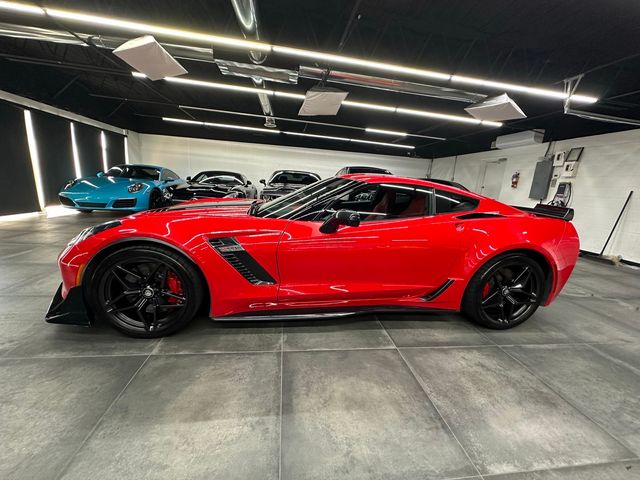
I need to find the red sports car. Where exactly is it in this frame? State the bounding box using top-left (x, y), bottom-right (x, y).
top-left (46, 175), bottom-right (579, 338)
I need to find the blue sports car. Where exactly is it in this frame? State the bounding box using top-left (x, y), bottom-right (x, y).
top-left (58, 164), bottom-right (184, 212)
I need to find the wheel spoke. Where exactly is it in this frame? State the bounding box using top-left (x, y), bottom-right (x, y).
top-left (115, 264), bottom-right (142, 281)
top-left (162, 291), bottom-right (186, 302)
top-left (481, 290), bottom-right (500, 306)
top-left (157, 303), bottom-right (185, 309)
top-left (511, 266), bottom-right (531, 288)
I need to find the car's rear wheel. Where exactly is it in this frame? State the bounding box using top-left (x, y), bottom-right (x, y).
top-left (87, 245), bottom-right (203, 338)
top-left (462, 253), bottom-right (544, 329)
top-left (149, 189), bottom-right (163, 209)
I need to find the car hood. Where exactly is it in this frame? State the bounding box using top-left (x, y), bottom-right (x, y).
top-left (66, 176), bottom-right (151, 193)
top-left (263, 182), bottom-right (306, 191)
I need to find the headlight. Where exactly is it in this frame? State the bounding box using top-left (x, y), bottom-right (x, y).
top-left (128, 183), bottom-right (144, 193)
top-left (64, 179), bottom-right (77, 190)
top-left (69, 220), bottom-right (121, 245)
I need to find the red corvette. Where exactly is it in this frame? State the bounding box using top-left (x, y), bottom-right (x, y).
top-left (46, 174), bottom-right (579, 338)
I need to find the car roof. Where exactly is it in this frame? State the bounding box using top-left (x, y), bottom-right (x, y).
top-left (196, 170), bottom-right (243, 176)
top-left (271, 170), bottom-right (320, 177)
top-left (341, 174), bottom-right (483, 199)
top-left (112, 163), bottom-right (164, 170)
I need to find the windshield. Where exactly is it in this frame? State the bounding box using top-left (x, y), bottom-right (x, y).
top-left (254, 177), bottom-right (355, 218)
top-left (105, 165), bottom-right (160, 180)
top-left (270, 172), bottom-right (319, 185)
top-left (348, 167), bottom-right (390, 174)
top-left (192, 172), bottom-right (243, 185)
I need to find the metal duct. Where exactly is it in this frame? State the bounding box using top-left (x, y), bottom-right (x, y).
top-left (229, 0), bottom-right (276, 127)
top-left (299, 66), bottom-right (486, 103)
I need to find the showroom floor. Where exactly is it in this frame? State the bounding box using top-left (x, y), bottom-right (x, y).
top-left (1, 213), bottom-right (639, 480)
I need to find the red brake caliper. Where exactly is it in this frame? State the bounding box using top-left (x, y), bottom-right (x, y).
top-left (165, 271), bottom-right (183, 304)
top-left (482, 282), bottom-right (491, 299)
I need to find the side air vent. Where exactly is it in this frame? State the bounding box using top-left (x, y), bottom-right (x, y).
top-left (456, 212), bottom-right (504, 220)
top-left (209, 237), bottom-right (276, 285)
top-left (422, 279), bottom-right (454, 301)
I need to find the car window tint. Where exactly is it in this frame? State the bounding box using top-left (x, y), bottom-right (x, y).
top-left (318, 184), bottom-right (432, 222)
top-left (271, 172), bottom-right (319, 185)
top-left (162, 169), bottom-right (179, 181)
top-left (434, 189), bottom-right (479, 214)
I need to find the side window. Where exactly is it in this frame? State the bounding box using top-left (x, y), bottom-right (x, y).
top-left (319, 184), bottom-right (432, 222)
top-left (434, 189), bottom-right (479, 214)
top-left (162, 169), bottom-right (179, 181)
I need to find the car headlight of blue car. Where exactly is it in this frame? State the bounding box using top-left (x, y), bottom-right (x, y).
top-left (128, 182), bottom-right (145, 193)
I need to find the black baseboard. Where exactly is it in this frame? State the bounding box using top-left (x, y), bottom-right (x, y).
top-left (579, 249), bottom-right (640, 268)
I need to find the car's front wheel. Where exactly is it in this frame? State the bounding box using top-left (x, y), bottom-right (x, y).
top-left (86, 245), bottom-right (203, 338)
top-left (149, 189), bottom-right (163, 209)
top-left (462, 253), bottom-right (544, 329)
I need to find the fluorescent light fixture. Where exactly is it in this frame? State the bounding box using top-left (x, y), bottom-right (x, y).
top-left (162, 117), bottom-right (280, 134)
top-left (284, 131), bottom-right (348, 142)
top-left (365, 128), bottom-right (407, 137)
top-left (271, 46), bottom-right (451, 81)
top-left (0, 1), bottom-right (597, 104)
top-left (165, 76), bottom-right (273, 95)
top-left (284, 131), bottom-right (414, 150)
top-left (70, 122), bottom-right (82, 178)
top-left (450, 75), bottom-right (598, 104)
top-left (341, 100), bottom-right (396, 112)
top-left (0, 0), bottom-right (42, 14)
top-left (124, 136), bottom-right (129, 164)
top-left (273, 91), bottom-right (306, 100)
top-left (163, 117), bottom-right (414, 149)
top-left (23, 110), bottom-right (45, 210)
top-left (100, 131), bottom-right (108, 172)
top-left (131, 71), bottom-right (147, 78)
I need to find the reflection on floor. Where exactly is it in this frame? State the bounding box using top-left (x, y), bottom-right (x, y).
top-left (1, 212), bottom-right (639, 480)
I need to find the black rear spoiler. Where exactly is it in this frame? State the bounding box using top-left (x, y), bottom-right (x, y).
top-left (514, 203), bottom-right (574, 221)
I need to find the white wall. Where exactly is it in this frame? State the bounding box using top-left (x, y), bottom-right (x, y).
top-left (130, 133), bottom-right (429, 184)
top-left (433, 129), bottom-right (640, 263)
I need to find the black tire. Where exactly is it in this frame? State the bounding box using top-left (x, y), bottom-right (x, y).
top-left (461, 253), bottom-right (545, 329)
top-left (148, 189), bottom-right (163, 210)
top-left (86, 245), bottom-right (203, 338)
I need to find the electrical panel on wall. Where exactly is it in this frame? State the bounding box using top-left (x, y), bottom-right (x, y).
top-left (529, 158), bottom-right (554, 200)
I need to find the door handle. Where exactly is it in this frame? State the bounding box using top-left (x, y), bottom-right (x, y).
top-left (455, 223), bottom-right (464, 232)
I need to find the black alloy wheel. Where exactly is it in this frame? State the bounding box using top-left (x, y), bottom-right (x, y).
top-left (87, 245), bottom-right (203, 338)
top-left (149, 189), bottom-right (163, 209)
top-left (462, 253), bottom-right (544, 329)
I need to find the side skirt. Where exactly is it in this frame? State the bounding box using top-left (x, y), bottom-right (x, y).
top-left (212, 305), bottom-right (453, 322)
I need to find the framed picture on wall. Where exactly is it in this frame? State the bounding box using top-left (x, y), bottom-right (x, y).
top-left (566, 147), bottom-right (584, 162)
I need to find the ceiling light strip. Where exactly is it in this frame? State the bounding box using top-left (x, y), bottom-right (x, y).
top-left (181, 105), bottom-right (446, 140)
top-left (365, 127), bottom-right (407, 137)
top-left (0, 1), bottom-right (597, 103)
top-left (162, 117), bottom-right (414, 149)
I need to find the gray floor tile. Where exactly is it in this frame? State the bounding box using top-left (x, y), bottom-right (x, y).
top-left (0, 295), bottom-right (52, 319)
top-left (281, 349), bottom-right (477, 480)
top-left (506, 345), bottom-right (640, 455)
top-left (156, 316), bottom-right (282, 354)
top-left (3, 264), bottom-right (62, 296)
top-left (0, 245), bottom-right (65, 264)
top-left (4, 230), bottom-right (78, 246)
top-left (60, 353), bottom-right (281, 480)
top-left (283, 317), bottom-right (393, 351)
top-left (0, 263), bottom-right (58, 291)
top-left (401, 346), bottom-right (633, 475)
top-left (380, 313), bottom-right (491, 347)
top-left (0, 356), bottom-right (144, 480)
top-left (489, 460), bottom-right (640, 479)
top-left (7, 323), bottom-right (159, 358)
top-left (0, 319), bottom-right (40, 355)
top-left (482, 296), bottom-right (640, 345)
top-left (592, 343), bottom-right (640, 376)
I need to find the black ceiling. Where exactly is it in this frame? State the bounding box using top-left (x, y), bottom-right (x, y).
top-left (1, 0), bottom-right (640, 158)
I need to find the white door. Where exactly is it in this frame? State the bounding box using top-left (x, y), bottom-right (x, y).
top-left (480, 160), bottom-right (506, 199)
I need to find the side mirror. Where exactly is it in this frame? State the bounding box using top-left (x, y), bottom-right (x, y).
top-left (246, 180), bottom-right (252, 185)
top-left (186, 176), bottom-right (192, 182)
top-left (96, 171), bottom-right (104, 177)
top-left (320, 209), bottom-right (361, 234)
top-left (259, 179), bottom-right (266, 185)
